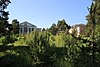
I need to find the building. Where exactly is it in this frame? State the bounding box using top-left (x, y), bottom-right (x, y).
top-left (19, 21), bottom-right (41, 34)
top-left (69, 24), bottom-right (85, 36)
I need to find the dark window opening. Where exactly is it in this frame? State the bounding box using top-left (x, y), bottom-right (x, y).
top-left (32, 28), bottom-right (34, 31)
top-left (29, 28), bottom-right (31, 32)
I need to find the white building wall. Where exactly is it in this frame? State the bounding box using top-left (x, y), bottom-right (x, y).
top-left (77, 26), bottom-right (80, 36)
top-left (19, 22), bottom-right (41, 34)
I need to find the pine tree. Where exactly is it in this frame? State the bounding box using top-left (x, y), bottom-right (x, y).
top-left (86, 0), bottom-right (100, 25)
top-left (0, 0), bottom-right (11, 36)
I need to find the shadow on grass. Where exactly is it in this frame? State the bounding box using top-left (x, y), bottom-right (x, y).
top-left (0, 46), bottom-right (32, 67)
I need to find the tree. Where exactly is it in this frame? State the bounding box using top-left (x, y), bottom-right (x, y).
top-left (0, 0), bottom-right (11, 36)
top-left (57, 19), bottom-right (70, 32)
top-left (48, 19), bottom-right (71, 35)
top-left (12, 19), bottom-right (19, 34)
top-left (26, 32), bottom-right (55, 67)
top-left (86, 0), bottom-right (100, 25)
top-left (80, 1), bottom-right (100, 66)
top-left (85, 0), bottom-right (100, 36)
top-left (49, 23), bottom-right (58, 35)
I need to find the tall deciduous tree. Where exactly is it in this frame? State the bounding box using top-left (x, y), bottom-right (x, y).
top-left (12, 19), bottom-right (19, 34)
top-left (57, 19), bottom-right (70, 32)
top-left (49, 23), bottom-right (58, 35)
top-left (49, 19), bottom-right (71, 35)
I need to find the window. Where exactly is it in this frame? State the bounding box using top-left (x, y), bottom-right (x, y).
top-left (29, 28), bottom-right (31, 32)
top-left (20, 28), bottom-right (22, 33)
top-left (32, 28), bottom-right (34, 31)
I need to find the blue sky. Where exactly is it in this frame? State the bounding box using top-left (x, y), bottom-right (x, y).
top-left (7, 0), bottom-right (92, 28)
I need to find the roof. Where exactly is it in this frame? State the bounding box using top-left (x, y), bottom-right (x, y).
top-left (19, 21), bottom-right (37, 28)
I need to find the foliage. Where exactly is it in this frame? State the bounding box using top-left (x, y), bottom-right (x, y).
top-left (48, 23), bottom-right (58, 35)
top-left (12, 19), bottom-right (19, 34)
top-left (57, 19), bottom-right (70, 31)
top-left (0, 0), bottom-right (11, 36)
top-left (48, 19), bottom-right (70, 35)
top-left (26, 31), bottom-right (56, 67)
top-left (0, 0), bottom-right (100, 67)
top-left (0, 29), bottom-right (100, 67)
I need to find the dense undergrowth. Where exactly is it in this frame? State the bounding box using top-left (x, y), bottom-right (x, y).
top-left (0, 27), bottom-right (100, 67)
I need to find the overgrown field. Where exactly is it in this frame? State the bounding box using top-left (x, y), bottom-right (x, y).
top-left (0, 28), bottom-right (100, 67)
